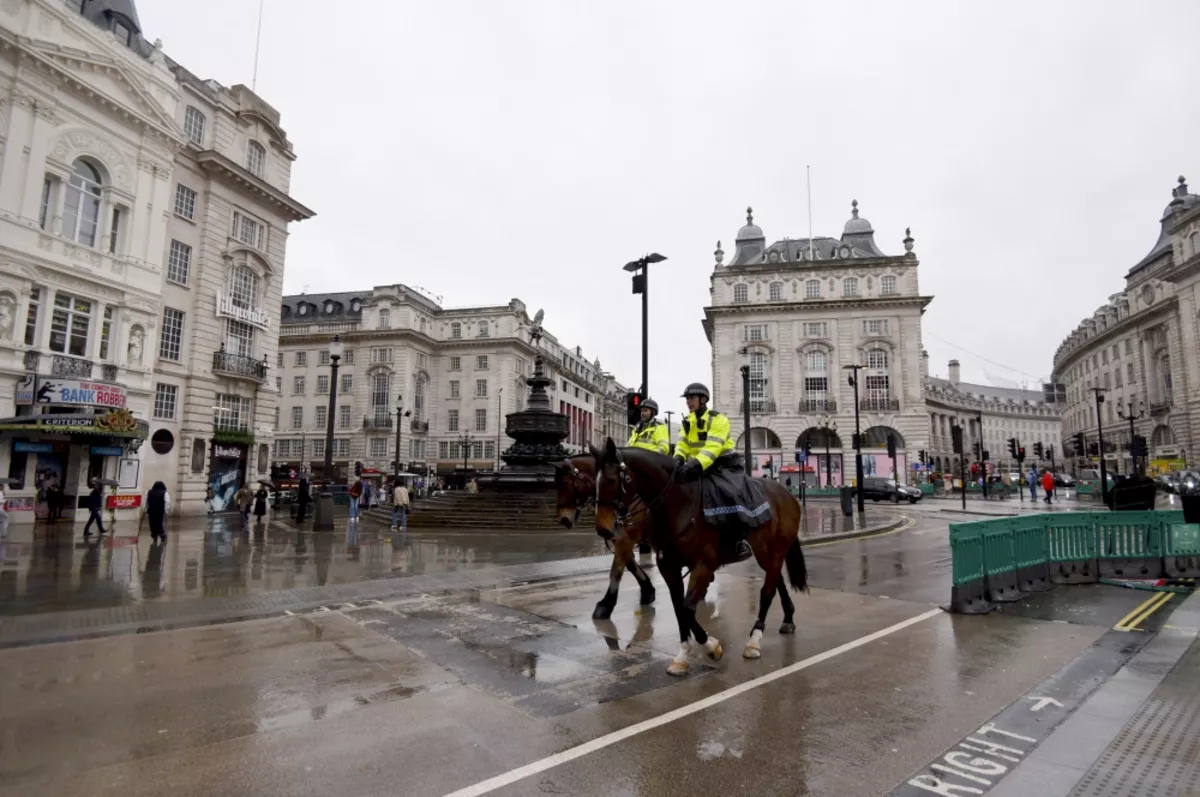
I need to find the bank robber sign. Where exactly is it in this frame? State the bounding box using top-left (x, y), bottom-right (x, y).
top-left (19, 378), bottom-right (128, 408)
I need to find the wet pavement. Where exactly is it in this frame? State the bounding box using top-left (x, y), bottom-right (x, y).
top-left (0, 508), bottom-right (1191, 796)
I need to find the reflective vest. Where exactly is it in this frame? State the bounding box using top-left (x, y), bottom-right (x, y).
top-left (673, 408), bottom-right (734, 471)
top-left (628, 419), bottom-right (670, 455)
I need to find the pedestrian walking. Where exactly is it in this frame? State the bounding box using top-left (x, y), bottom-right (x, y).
top-left (348, 479), bottom-right (363, 522)
top-left (47, 483), bottom-right (64, 522)
top-left (296, 477), bottom-right (310, 523)
top-left (1027, 467), bottom-right (1038, 502)
top-left (142, 481), bottom-right (170, 542)
top-left (254, 485), bottom-right (269, 523)
top-left (235, 484), bottom-right (253, 526)
top-left (362, 481), bottom-right (372, 510)
top-left (1042, 470), bottom-right (1055, 505)
top-left (392, 480), bottom-right (410, 531)
top-left (83, 480), bottom-right (106, 537)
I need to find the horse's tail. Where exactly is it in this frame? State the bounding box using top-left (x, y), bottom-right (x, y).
top-left (785, 537), bottom-right (809, 593)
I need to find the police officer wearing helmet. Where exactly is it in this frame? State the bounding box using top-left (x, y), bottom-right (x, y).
top-left (674, 382), bottom-right (752, 561)
top-left (628, 397), bottom-right (670, 455)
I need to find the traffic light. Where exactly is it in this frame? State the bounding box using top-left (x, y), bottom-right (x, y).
top-left (803, 442), bottom-right (812, 460)
top-left (972, 441), bottom-right (982, 459)
top-left (354, 460), bottom-right (363, 476)
top-left (1074, 432), bottom-right (1086, 456)
top-left (1007, 437), bottom-right (1018, 458)
top-left (1088, 441), bottom-right (1100, 456)
top-left (918, 449), bottom-right (927, 465)
top-left (1046, 444), bottom-right (1055, 463)
top-left (887, 434), bottom-right (897, 459)
top-left (1132, 435), bottom-right (1148, 458)
top-left (1018, 446), bottom-right (1026, 463)
top-left (625, 392), bottom-right (642, 426)
top-left (1034, 442), bottom-right (1044, 459)
top-left (951, 425), bottom-right (964, 454)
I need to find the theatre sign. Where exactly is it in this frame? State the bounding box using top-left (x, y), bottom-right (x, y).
top-left (15, 377), bottom-right (127, 408)
top-left (216, 291), bottom-right (270, 330)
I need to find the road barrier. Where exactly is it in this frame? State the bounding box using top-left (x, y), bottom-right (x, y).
top-left (948, 510), bottom-right (1195, 613)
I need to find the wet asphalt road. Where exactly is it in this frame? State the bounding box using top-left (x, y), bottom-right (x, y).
top-left (0, 505), bottom-right (1186, 797)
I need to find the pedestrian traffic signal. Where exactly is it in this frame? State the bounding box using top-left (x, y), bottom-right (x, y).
top-left (951, 425), bottom-right (963, 454)
top-left (886, 434), bottom-right (897, 459)
top-left (625, 392), bottom-right (642, 426)
top-left (1034, 442), bottom-right (1044, 459)
top-left (1018, 446), bottom-right (1026, 462)
top-left (1007, 437), bottom-right (1018, 458)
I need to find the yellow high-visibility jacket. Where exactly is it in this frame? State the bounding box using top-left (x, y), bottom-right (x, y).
top-left (673, 409), bottom-right (734, 470)
top-left (628, 419), bottom-right (670, 455)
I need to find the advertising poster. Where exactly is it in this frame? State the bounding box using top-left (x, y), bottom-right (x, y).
top-left (208, 444), bottom-right (247, 512)
top-left (33, 454), bottom-right (64, 520)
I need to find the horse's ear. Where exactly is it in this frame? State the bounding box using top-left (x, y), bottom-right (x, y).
top-left (551, 460), bottom-right (568, 471)
top-left (588, 443), bottom-right (603, 461)
top-left (604, 437), bottom-right (619, 461)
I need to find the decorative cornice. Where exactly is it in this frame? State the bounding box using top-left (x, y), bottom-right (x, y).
top-left (195, 150), bottom-right (314, 222)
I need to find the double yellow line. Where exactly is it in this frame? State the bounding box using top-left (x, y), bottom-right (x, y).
top-left (1115, 591), bottom-right (1175, 631)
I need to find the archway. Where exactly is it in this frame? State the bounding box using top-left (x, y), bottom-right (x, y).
top-left (796, 427), bottom-right (844, 488)
top-left (861, 425), bottom-right (907, 481)
top-left (735, 427), bottom-right (782, 480)
top-left (1151, 424), bottom-right (1176, 449)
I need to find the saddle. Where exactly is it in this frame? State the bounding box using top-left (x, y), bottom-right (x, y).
top-left (698, 455), bottom-right (773, 532)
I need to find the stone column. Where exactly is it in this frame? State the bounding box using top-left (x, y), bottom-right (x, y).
top-left (0, 92), bottom-right (34, 215)
top-left (19, 99), bottom-right (57, 223)
top-left (90, 302), bottom-right (108, 360)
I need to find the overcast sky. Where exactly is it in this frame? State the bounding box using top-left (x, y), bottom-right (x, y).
top-left (139, 0), bottom-right (1200, 403)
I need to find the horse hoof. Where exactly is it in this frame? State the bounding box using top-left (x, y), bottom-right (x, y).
top-left (667, 660), bottom-right (689, 677)
top-left (592, 603), bottom-right (614, 621)
top-left (743, 643), bottom-right (762, 659)
top-left (704, 638), bottom-right (723, 661)
top-left (779, 622), bottom-right (796, 635)
top-left (640, 589), bottom-right (656, 606)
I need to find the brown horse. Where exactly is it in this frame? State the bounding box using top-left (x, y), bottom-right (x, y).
top-left (591, 439), bottom-right (807, 676)
top-left (553, 455), bottom-right (656, 620)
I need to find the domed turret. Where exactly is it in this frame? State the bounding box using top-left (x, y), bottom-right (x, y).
top-left (842, 199), bottom-right (873, 235)
top-left (730, 207), bottom-right (766, 265)
top-left (839, 199), bottom-right (885, 257)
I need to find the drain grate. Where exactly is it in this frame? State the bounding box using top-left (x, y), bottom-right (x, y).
top-left (1069, 639), bottom-right (1200, 796)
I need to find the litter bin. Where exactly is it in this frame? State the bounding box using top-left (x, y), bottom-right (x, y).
top-left (839, 486), bottom-right (854, 516)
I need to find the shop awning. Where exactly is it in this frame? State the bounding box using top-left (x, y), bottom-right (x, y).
top-left (0, 409), bottom-right (150, 439)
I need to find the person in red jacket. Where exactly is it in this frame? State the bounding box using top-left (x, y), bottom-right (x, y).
top-left (1041, 470), bottom-right (1055, 504)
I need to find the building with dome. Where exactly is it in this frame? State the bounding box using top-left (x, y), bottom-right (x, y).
top-left (703, 201), bottom-right (932, 486)
top-left (1053, 176), bottom-right (1200, 475)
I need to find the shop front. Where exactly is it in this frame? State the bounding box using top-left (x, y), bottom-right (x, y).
top-left (208, 442), bottom-right (248, 512)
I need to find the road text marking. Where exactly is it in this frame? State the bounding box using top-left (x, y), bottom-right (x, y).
top-left (440, 607), bottom-right (943, 797)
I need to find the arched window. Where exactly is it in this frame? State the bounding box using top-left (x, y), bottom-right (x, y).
top-left (733, 284), bottom-right (749, 303)
top-left (769, 282), bottom-right (783, 301)
top-left (378, 308), bottom-right (391, 329)
top-left (803, 350), bottom-right (829, 411)
top-left (247, 141), bottom-right (266, 177)
top-left (863, 348), bottom-right (891, 410)
top-left (805, 279), bottom-right (821, 299)
top-left (184, 106), bottom-right (206, 145)
top-left (63, 159), bottom-right (103, 246)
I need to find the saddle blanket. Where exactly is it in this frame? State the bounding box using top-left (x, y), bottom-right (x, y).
top-left (700, 465), bottom-right (773, 530)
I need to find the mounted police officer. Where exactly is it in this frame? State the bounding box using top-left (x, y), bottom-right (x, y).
top-left (673, 382), bottom-right (754, 562)
top-left (627, 397), bottom-right (670, 455)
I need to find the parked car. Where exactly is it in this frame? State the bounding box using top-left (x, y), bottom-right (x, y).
top-left (857, 477), bottom-right (922, 504)
top-left (1053, 473), bottom-right (1077, 488)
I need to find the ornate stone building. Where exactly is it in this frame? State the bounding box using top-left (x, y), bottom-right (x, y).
top-left (1053, 177), bottom-right (1200, 474)
top-left (274, 285), bottom-right (626, 484)
top-left (0, 0), bottom-right (312, 520)
top-left (703, 202), bottom-right (932, 485)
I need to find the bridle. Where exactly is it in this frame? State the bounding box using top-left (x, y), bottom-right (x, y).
top-left (596, 448), bottom-right (680, 534)
top-left (561, 461), bottom-right (595, 527)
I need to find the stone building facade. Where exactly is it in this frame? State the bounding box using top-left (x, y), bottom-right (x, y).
top-left (274, 285), bottom-right (626, 484)
top-left (1053, 177), bottom-right (1200, 475)
top-left (0, 0), bottom-right (311, 520)
top-left (703, 202), bottom-right (932, 485)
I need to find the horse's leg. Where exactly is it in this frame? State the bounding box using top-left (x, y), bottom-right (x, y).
top-left (660, 558), bottom-right (696, 677)
top-left (776, 582), bottom-right (796, 634)
top-left (684, 565), bottom-right (722, 662)
top-left (593, 535), bottom-right (633, 620)
top-left (744, 563), bottom-right (782, 659)
top-left (626, 519), bottom-right (656, 605)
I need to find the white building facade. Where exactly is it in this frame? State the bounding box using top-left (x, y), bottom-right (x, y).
top-left (1053, 177), bottom-right (1200, 476)
top-left (274, 285), bottom-right (626, 486)
top-left (703, 203), bottom-right (932, 486)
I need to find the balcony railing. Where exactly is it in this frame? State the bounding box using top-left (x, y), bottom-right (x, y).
top-left (51, 354), bottom-right (93, 378)
top-left (739, 400), bottom-right (777, 415)
top-left (213, 349), bottom-right (268, 382)
top-left (1150, 401), bottom-right (1171, 416)
top-left (799, 399), bottom-right (837, 413)
top-left (411, 419), bottom-right (430, 433)
top-left (363, 415), bottom-right (394, 429)
top-left (860, 397), bottom-right (900, 412)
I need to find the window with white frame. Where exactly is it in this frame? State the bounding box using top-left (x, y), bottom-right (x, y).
top-left (378, 309), bottom-right (391, 329)
top-left (315, 406), bottom-right (327, 428)
top-left (371, 347), bottom-right (393, 364)
top-left (409, 439), bottom-right (425, 459)
top-left (804, 350), bottom-right (828, 407)
top-left (39, 177), bottom-right (53, 231)
top-left (295, 351), bottom-right (307, 366)
top-left (334, 439), bottom-right (351, 457)
top-left (843, 278), bottom-right (859, 297)
top-left (224, 319), bottom-right (254, 358)
top-left (439, 441), bottom-right (450, 459)
top-left (744, 324), bottom-right (767, 342)
top-left (370, 371), bottom-right (390, 417)
top-left (214, 394), bottom-right (252, 430)
top-left (880, 275), bottom-right (897, 295)
top-left (319, 350), bottom-right (330, 365)
top-left (449, 356), bottom-right (461, 371)
top-left (291, 406), bottom-right (303, 429)
top-left (448, 409), bottom-right (459, 432)
top-left (184, 106), bottom-right (205, 145)
top-left (24, 288), bottom-right (40, 347)
top-left (485, 441), bottom-right (496, 460)
top-left (748, 352), bottom-right (768, 412)
top-left (167, 240), bottom-right (191, 285)
top-left (863, 319), bottom-right (888, 336)
top-left (449, 380), bottom-right (460, 398)
top-left (476, 379), bottom-right (488, 398)
top-left (475, 408), bottom-right (487, 431)
top-left (274, 407), bottom-right (280, 429)
top-left (312, 439), bottom-right (325, 458)
top-left (344, 349), bottom-right (354, 364)
top-left (153, 383), bottom-right (178, 419)
top-left (805, 279), bottom-right (821, 299)
top-left (864, 349), bottom-right (890, 406)
top-left (769, 282), bottom-right (783, 301)
top-left (160, 308), bottom-right (184, 361)
top-left (733, 284), bottom-right (749, 303)
top-left (99, 306), bottom-right (113, 360)
top-left (479, 321), bottom-right (489, 337)
top-left (341, 374), bottom-right (353, 393)
top-left (232, 211), bottom-right (265, 249)
top-left (804, 322), bottom-right (827, 338)
top-left (246, 141), bottom-right (266, 177)
top-left (293, 376), bottom-right (305, 394)
top-left (476, 355), bottom-right (488, 370)
top-left (339, 405), bottom-right (351, 428)
top-left (174, 184), bottom-right (197, 219)
top-left (414, 378), bottom-right (426, 421)
top-left (317, 375), bottom-right (329, 394)
top-left (370, 438), bottom-right (388, 458)
top-left (451, 322), bottom-right (462, 339)
top-left (49, 293), bottom-right (92, 357)
top-left (229, 264), bottom-right (259, 312)
top-left (275, 377), bottom-right (282, 392)
top-left (63, 160), bottom-right (103, 247)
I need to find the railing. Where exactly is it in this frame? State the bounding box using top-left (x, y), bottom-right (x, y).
top-left (213, 350), bottom-right (268, 381)
top-left (51, 354), bottom-right (93, 378)
top-left (860, 397), bottom-right (900, 412)
top-left (280, 321), bottom-right (357, 337)
top-left (411, 419), bottom-right (430, 433)
top-left (799, 399), bottom-right (836, 413)
top-left (739, 400), bottom-right (777, 414)
top-left (363, 415), bottom-right (394, 429)
top-left (1150, 401), bottom-right (1170, 416)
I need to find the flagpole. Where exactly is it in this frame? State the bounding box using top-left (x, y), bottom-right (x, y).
top-left (806, 165), bottom-right (815, 261)
top-left (252, 0), bottom-right (265, 91)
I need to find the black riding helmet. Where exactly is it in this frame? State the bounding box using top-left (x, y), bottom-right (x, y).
top-left (681, 382), bottom-right (710, 401)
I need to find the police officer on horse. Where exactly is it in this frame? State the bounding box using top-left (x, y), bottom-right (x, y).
top-left (674, 382), bottom-right (754, 562)
top-left (627, 397), bottom-right (670, 455)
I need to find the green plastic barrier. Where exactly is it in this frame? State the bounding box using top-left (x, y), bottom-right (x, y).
top-left (948, 520), bottom-right (990, 614)
top-left (979, 518), bottom-right (1021, 602)
top-left (1076, 483), bottom-right (1096, 496)
top-left (1046, 512), bottom-right (1101, 584)
top-left (919, 483), bottom-right (935, 495)
top-left (1095, 511), bottom-right (1164, 579)
top-left (1011, 516), bottom-right (1052, 592)
top-left (1163, 513), bottom-right (1200, 578)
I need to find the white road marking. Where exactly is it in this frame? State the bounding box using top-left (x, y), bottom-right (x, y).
top-left (1026, 696), bottom-right (1064, 712)
top-left (438, 606), bottom-right (943, 797)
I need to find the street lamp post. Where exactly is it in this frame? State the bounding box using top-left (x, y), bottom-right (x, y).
top-left (1116, 397), bottom-right (1146, 476)
top-left (844, 364), bottom-right (865, 514)
top-left (817, 414), bottom-right (837, 488)
top-left (459, 433), bottom-right (474, 473)
top-left (496, 388), bottom-right (503, 469)
top-left (393, 394), bottom-right (410, 482)
top-left (1091, 387), bottom-right (1110, 506)
top-left (977, 412), bottom-right (988, 500)
top-left (313, 334), bottom-right (343, 531)
top-left (624, 253), bottom-right (667, 400)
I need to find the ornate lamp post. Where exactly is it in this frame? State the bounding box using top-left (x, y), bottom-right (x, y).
top-left (459, 432), bottom-right (474, 472)
top-left (816, 413), bottom-right (837, 488)
top-left (393, 393), bottom-right (410, 481)
top-left (844, 364), bottom-right (865, 513)
top-left (739, 347), bottom-right (752, 472)
top-left (1091, 387), bottom-right (1110, 505)
top-left (1116, 397), bottom-right (1146, 476)
top-left (313, 334), bottom-right (342, 531)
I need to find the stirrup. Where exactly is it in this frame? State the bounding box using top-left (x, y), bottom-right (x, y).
top-left (734, 539), bottom-right (753, 561)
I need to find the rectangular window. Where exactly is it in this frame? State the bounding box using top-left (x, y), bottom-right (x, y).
top-left (1127, 363), bottom-right (1135, 383)
top-left (805, 280), bottom-right (821, 299)
top-left (451, 322), bottom-right (462, 339)
top-left (478, 321), bottom-right (490, 338)
top-left (108, 207), bottom-right (122, 254)
top-left (277, 352), bottom-right (284, 367)
top-left (159, 308), bottom-right (184, 361)
top-left (475, 408), bottom-right (487, 432)
top-left (476, 355), bottom-right (488, 370)
top-left (449, 380), bottom-right (460, 398)
top-left (312, 439), bottom-right (325, 458)
top-left (153, 383), bottom-right (178, 420)
top-left (409, 439), bottom-right (424, 459)
top-left (370, 438), bottom-right (389, 458)
top-left (476, 379), bottom-right (488, 398)
top-left (733, 284), bottom-right (748, 303)
top-left (174, 184), bottom-right (197, 219)
top-left (49, 293), bottom-right (92, 357)
top-left (335, 438), bottom-right (350, 457)
top-left (843, 278), bottom-right (859, 297)
top-left (24, 287), bottom-right (41, 346)
top-left (291, 406), bottom-right (303, 429)
top-left (485, 441), bottom-right (496, 460)
top-left (1115, 369), bottom-right (1123, 388)
top-left (880, 276), bottom-right (897, 295)
top-left (448, 409), bottom-right (459, 432)
top-left (769, 282), bottom-right (783, 301)
top-left (804, 322), bottom-right (827, 338)
top-left (378, 309), bottom-right (391, 330)
top-left (744, 324), bottom-right (767, 342)
top-left (167, 240), bottom-right (191, 285)
top-left (99, 306), bottom-right (113, 360)
top-left (344, 349), bottom-right (354, 365)
top-left (295, 351), bottom-right (307, 367)
top-left (863, 319), bottom-right (888, 336)
top-left (418, 353), bottom-right (428, 368)
top-left (319, 350), bottom-right (330, 365)
top-left (1125, 339), bottom-right (1133, 355)
top-left (1113, 344), bottom-right (1120, 360)
top-left (223, 318), bottom-right (254, 358)
top-left (214, 394), bottom-right (252, 430)
top-left (184, 106), bottom-right (205, 145)
top-left (1102, 349), bottom-right (1109, 365)
top-left (276, 377), bottom-right (282, 392)
top-left (439, 441), bottom-right (450, 460)
top-left (293, 376), bottom-right (305, 394)
top-left (232, 211), bottom-right (265, 249)
top-left (315, 405), bottom-right (327, 428)
top-left (748, 352), bottom-right (768, 412)
top-left (450, 356), bottom-right (462, 371)
top-left (341, 374), bottom-right (353, 393)
top-left (317, 375), bottom-right (330, 394)
top-left (371, 347), bottom-right (393, 364)
top-left (274, 407), bottom-right (280, 430)
top-left (339, 405), bottom-right (351, 428)
top-left (39, 178), bottom-right (53, 230)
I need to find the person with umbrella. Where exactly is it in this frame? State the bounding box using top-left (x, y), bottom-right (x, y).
top-left (141, 481), bottom-right (170, 542)
top-left (254, 481), bottom-right (270, 524)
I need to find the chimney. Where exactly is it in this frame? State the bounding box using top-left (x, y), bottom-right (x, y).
top-left (948, 360), bottom-right (961, 387)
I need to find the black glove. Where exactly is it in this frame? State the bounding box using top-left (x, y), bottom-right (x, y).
top-left (677, 459), bottom-right (702, 480)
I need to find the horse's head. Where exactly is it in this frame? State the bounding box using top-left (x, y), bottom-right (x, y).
top-left (552, 456), bottom-right (595, 528)
top-left (593, 438), bottom-right (635, 541)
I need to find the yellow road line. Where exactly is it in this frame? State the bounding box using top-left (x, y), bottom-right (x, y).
top-left (1115, 591), bottom-right (1174, 631)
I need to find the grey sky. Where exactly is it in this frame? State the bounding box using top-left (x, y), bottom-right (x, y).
top-left (139, 0), bottom-right (1200, 403)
